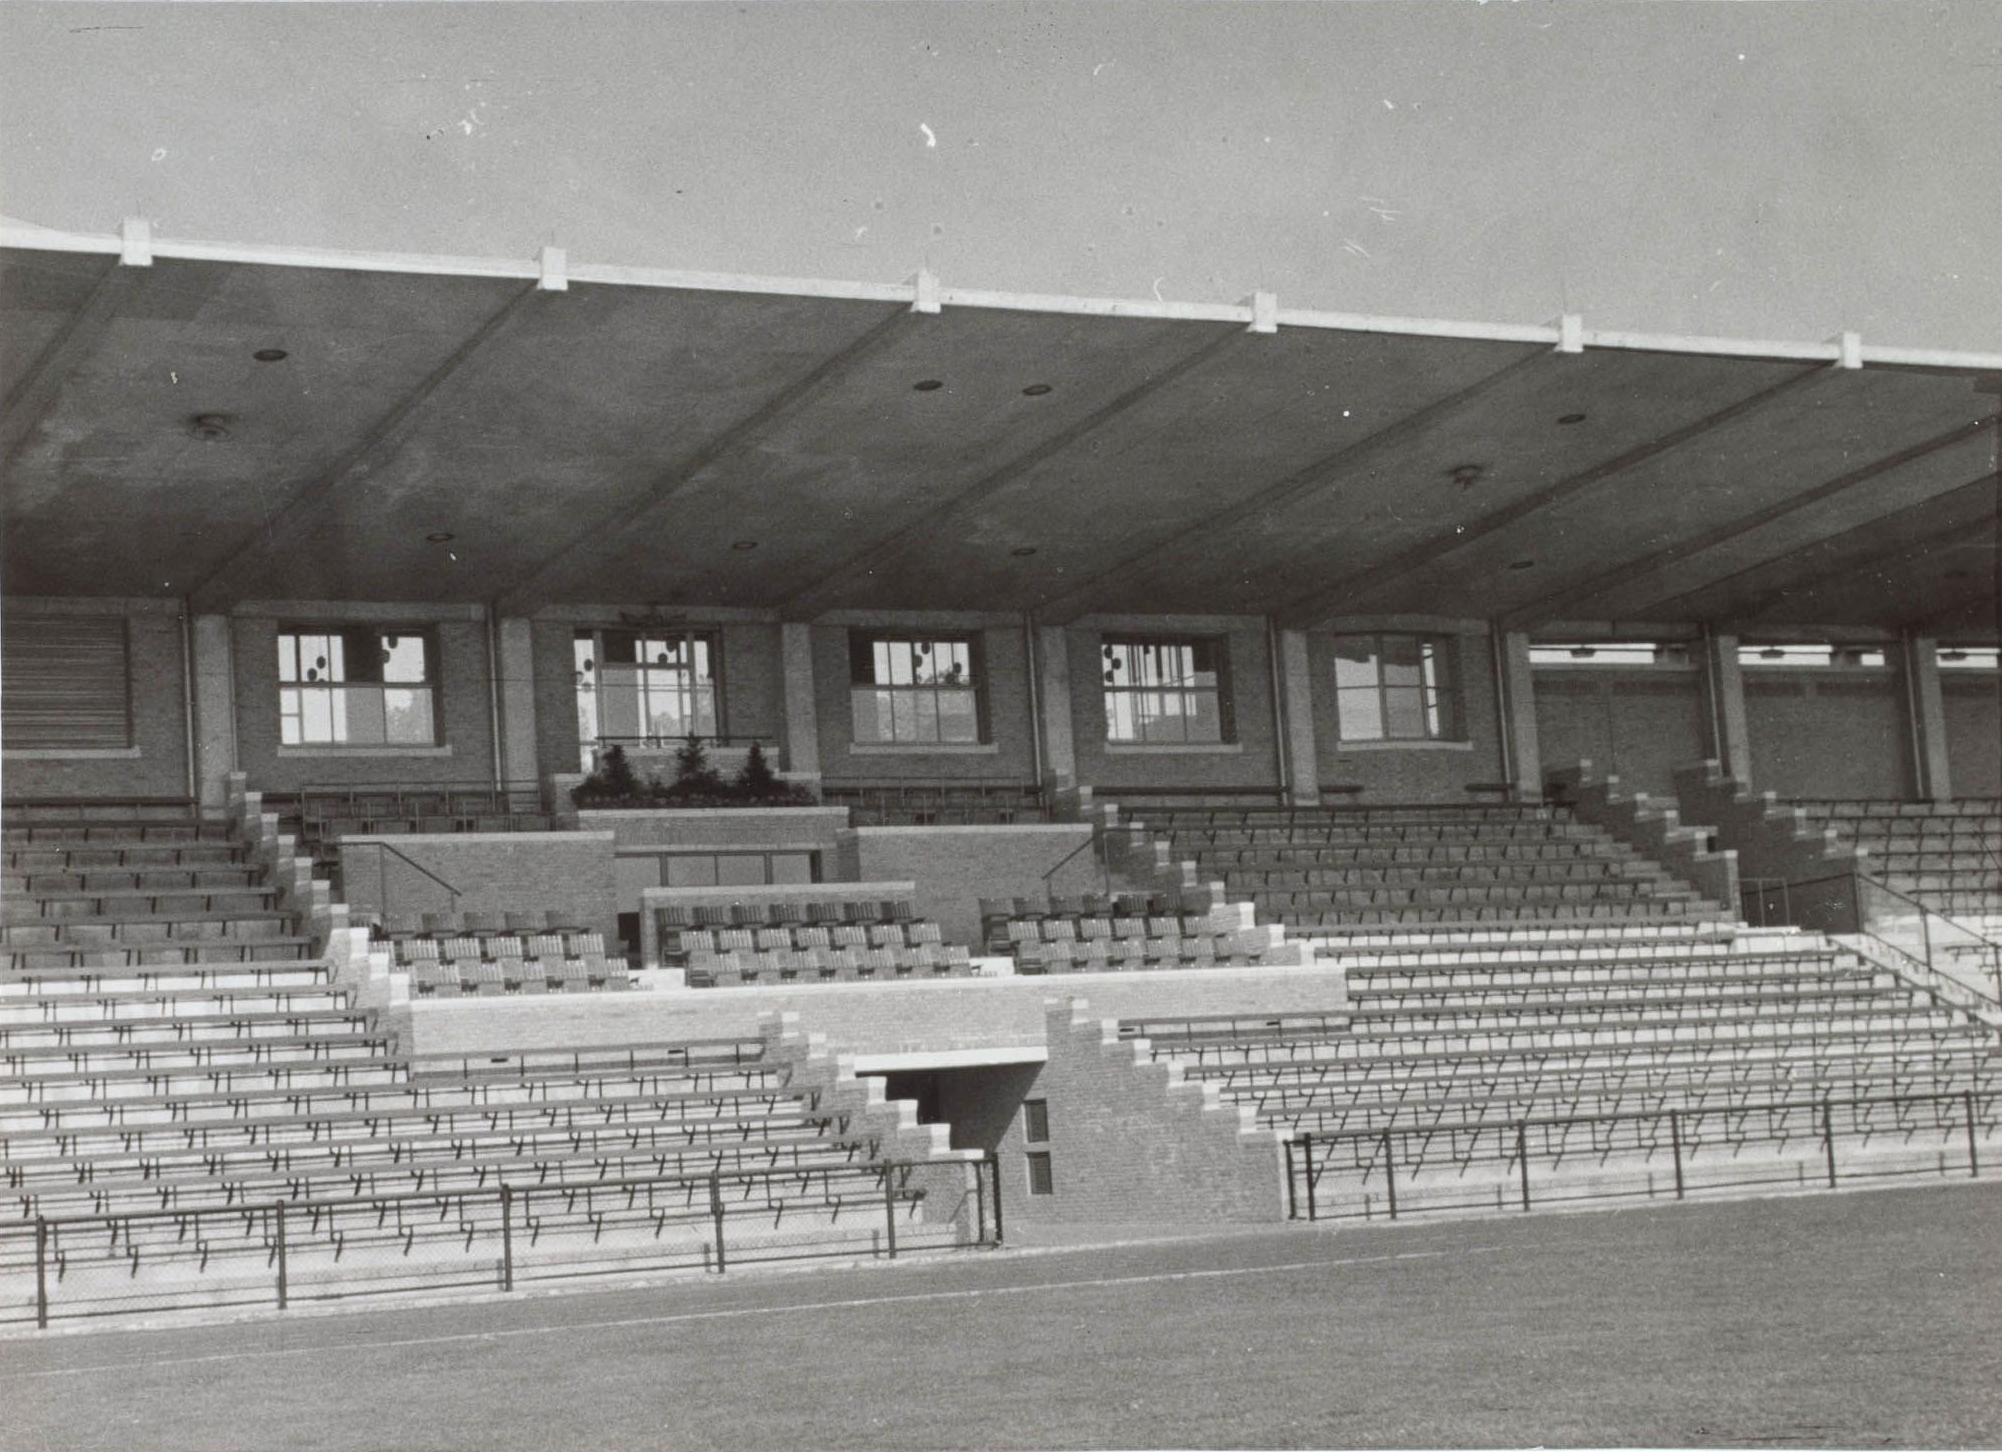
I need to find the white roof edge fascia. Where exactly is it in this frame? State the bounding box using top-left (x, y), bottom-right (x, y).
top-left (1276, 308), bottom-right (1559, 346)
top-left (5, 224), bottom-right (1999, 374)
top-left (940, 286), bottom-right (1252, 324)
top-left (571, 261), bottom-right (914, 304)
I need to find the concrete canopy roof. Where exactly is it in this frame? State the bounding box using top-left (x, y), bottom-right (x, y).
top-left (4, 223), bottom-right (1997, 639)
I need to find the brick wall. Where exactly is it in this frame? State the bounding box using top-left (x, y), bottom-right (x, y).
top-left (401, 959), bottom-right (1349, 1059)
top-left (1943, 674), bottom-right (2001, 797)
top-left (337, 830), bottom-right (618, 940)
top-left (1532, 665), bottom-right (1708, 799)
top-left (1743, 670), bottom-right (1910, 800)
top-left (2, 599), bottom-right (189, 799)
top-left (839, 823), bottom-right (1100, 945)
top-left (984, 1000), bottom-right (1287, 1225)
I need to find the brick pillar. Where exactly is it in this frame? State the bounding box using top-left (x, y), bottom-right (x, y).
top-left (1034, 625), bottom-right (1077, 791)
top-left (189, 613), bottom-right (237, 815)
top-left (1497, 630), bottom-right (1543, 799)
top-left (1275, 628), bottom-right (1319, 805)
top-left (779, 622), bottom-right (821, 778)
top-left (494, 617), bottom-right (539, 788)
top-left (1699, 631), bottom-right (1753, 786)
top-left (1902, 633), bottom-right (1952, 801)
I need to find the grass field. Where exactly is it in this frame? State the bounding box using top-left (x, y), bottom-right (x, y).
top-left (4, 1182), bottom-right (1999, 1451)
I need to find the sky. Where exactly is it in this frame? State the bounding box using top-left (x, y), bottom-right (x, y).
top-left (1, 1), bottom-right (1999, 351)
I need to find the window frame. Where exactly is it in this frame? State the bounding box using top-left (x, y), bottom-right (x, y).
top-left (277, 625), bottom-right (442, 748)
top-left (847, 631), bottom-right (988, 747)
top-left (1330, 633), bottom-right (1463, 744)
top-left (1099, 635), bottom-right (1234, 746)
top-left (573, 626), bottom-right (725, 762)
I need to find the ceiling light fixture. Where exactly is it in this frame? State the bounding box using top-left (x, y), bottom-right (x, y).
top-left (730, 539), bottom-right (759, 552)
top-left (1010, 546), bottom-right (1038, 558)
top-left (1021, 383), bottom-right (1053, 397)
top-left (253, 349), bottom-right (289, 363)
top-left (425, 531), bottom-right (456, 543)
top-left (912, 379), bottom-right (944, 392)
top-left (1557, 412), bottom-right (1587, 425)
top-left (189, 414), bottom-right (231, 442)
top-left (1449, 463), bottom-right (1484, 490)
top-left (1507, 559), bottom-right (1535, 571)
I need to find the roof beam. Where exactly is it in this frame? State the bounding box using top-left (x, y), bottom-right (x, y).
top-left (1694, 478), bottom-right (1998, 625)
top-left (492, 303), bottom-right (921, 616)
top-left (0, 253), bottom-right (145, 471)
top-left (775, 325), bottom-right (1249, 619)
top-left (1497, 413), bottom-right (1999, 630)
top-left (1272, 363), bottom-right (1838, 630)
top-left (186, 281), bottom-right (547, 612)
top-left (1029, 346), bottom-right (1559, 625)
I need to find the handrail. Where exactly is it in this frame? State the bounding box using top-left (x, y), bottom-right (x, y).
top-left (343, 838), bottom-right (462, 917)
top-left (1040, 832), bottom-right (1110, 899)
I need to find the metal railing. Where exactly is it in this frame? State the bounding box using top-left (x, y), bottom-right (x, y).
top-left (5, 1156), bottom-right (1002, 1329)
top-left (1739, 870), bottom-right (2001, 1016)
top-left (345, 838), bottom-right (463, 921)
top-left (1284, 1086), bottom-right (1997, 1223)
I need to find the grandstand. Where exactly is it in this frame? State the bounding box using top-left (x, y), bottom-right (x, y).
top-left (1, 212), bottom-right (1997, 1330)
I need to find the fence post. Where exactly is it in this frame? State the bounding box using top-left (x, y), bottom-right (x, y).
top-left (1283, 1141), bottom-right (1297, 1220)
top-left (1517, 1123), bottom-right (1531, 1211)
top-left (1821, 1099), bottom-right (1837, 1189)
top-left (883, 1167), bottom-right (899, 1260)
top-left (1381, 1129), bottom-right (1398, 1221)
top-left (1669, 1109), bottom-right (1685, 1200)
top-left (988, 1151), bottom-right (1003, 1245)
top-left (500, 1186), bottom-right (515, 1292)
top-left (709, 1171), bottom-right (727, 1273)
top-left (274, 1202), bottom-right (288, 1311)
top-left (34, 1217), bottom-right (48, 1330)
top-left (1965, 1091), bottom-right (1980, 1179)
top-left (1303, 1137), bottom-right (1318, 1222)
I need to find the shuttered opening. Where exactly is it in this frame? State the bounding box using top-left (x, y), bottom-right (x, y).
top-left (2, 616), bottom-right (132, 749)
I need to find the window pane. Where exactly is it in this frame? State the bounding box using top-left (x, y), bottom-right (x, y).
top-left (380, 635), bottom-right (427, 683)
top-left (1383, 685), bottom-right (1426, 739)
top-left (889, 691), bottom-right (918, 742)
top-left (911, 691), bottom-right (941, 743)
top-left (301, 689), bottom-right (335, 743)
top-left (1106, 692), bottom-right (1137, 742)
top-left (279, 688), bottom-right (302, 745)
top-left (1184, 689), bottom-right (1223, 743)
top-left (938, 688), bottom-right (979, 743)
top-left (1337, 686), bottom-right (1384, 741)
top-left (599, 668), bottom-right (643, 740)
top-left (277, 636), bottom-right (299, 684)
top-left (342, 686), bottom-right (387, 745)
top-left (1332, 638), bottom-right (1379, 688)
top-left (383, 688), bottom-right (434, 744)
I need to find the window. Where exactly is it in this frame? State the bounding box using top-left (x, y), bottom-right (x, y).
top-left (1026, 1151), bottom-right (1054, 1197)
top-left (1101, 638), bottom-right (1230, 744)
top-left (1, 615), bottom-right (131, 750)
top-left (1023, 1099), bottom-right (1050, 1144)
top-left (850, 634), bottom-right (983, 745)
top-left (278, 628), bottom-right (437, 746)
top-left (1528, 641), bottom-right (1692, 667)
top-left (1332, 635), bottom-right (1461, 742)
top-left (1739, 642), bottom-right (1886, 669)
top-left (1938, 647), bottom-right (2000, 671)
top-left (575, 628), bottom-right (720, 762)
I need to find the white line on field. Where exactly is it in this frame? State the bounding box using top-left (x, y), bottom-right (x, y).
top-left (6, 1245), bottom-right (1505, 1379)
